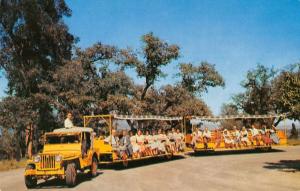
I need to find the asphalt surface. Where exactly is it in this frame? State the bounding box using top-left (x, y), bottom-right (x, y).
top-left (0, 146), bottom-right (299, 191)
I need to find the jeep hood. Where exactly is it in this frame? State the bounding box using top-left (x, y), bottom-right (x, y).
top-left (42, 144), bottom-right (81, 158)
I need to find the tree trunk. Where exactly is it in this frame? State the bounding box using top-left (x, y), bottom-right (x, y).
top-left (141, 82), bottom-right (151, 100)
top-left (274, 116), bottom-right (283, 127)
top-left (26, 124), bottom-right (33, 158)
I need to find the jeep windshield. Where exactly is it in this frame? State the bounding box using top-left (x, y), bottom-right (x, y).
top-left (46, 134), bottom-right (80, 144)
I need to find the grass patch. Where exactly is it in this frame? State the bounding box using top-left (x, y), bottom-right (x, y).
top-left (287, 139), bottom-right (300, 146)
top-left (0, 159), bottom-right (27, 172)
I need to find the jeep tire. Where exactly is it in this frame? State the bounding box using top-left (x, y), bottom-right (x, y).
top-left (66, 163), bottom-right (77, 187)
top-left (25, 176), bottom-right (37, 189)
top-left (89, 157), bottom-right (98, 177)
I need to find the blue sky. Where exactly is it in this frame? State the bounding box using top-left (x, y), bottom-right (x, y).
top-left (1, 0), bottom-right (300, 115)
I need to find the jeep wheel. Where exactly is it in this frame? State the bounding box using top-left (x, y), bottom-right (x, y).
top-left (66, 163), bottom-right (77, 187)
top-left (89, 157), bottom-right (98, 177)
top-left (25, 176), bottom-right (37, 189)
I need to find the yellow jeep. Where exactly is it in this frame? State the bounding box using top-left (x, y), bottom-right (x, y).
top-left (24, 127), bottom-right (100, 188)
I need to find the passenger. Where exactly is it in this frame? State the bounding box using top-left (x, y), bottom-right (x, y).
top-left (191, 127), bottom-right (203, 148)
top-left (164, 130), bottom-right (173, 153)
top-left (119, 130), bottom-right (133, 159)
top-left (104, 129), bottom-right (120, 158)
top-left (232, 126), bottom-right (241, 148)
top-left (146, 130), bottom-right (157, 155)
top-left (241, 127), bottom-right (249, 147)
top-left (223, 129), bottom-right (234, 148)
top-left (64, 112), bottom-right (74, 128)
top-left (175, 129), bottom-right (185, 152)
top-left (250, 125), bottom-right (260, 146)
top-left (144, 130), bottom-right (153, 156)
top-left (214, 129), bottom-right (223, 148)
top-left (202, 127), bottom-right (211, 149)
top-left (130, 131), bottom-right (140, 158)
top-left (136, 130), bottom-right (146, 157)
top-left (270, 125), bottom-right (280, 144)
top-left (151, 130), bottom-right (159, 155)
top-left (167, 128), bottom-right (176, 153)
top-left (157, 129), bottom-right (167, 154)
top-left (261, 125), bottom-right (272, 146)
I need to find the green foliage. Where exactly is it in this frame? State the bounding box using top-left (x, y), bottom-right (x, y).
top-left (133, 32), bottom-right (180, 100)
top-left (0, 0), bottom-right (74, 97)
top-left (272, 64), bottom-right (300, 120)
top-left (232, 64), bottom-right (276, 115)
top-left (178, 62), bottom-right (225, 95)
top-left (229, 63), bottom-right (300, 125)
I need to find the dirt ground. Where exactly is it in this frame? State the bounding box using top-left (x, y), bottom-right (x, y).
top-left (0, 146), bottom-right (299, 191)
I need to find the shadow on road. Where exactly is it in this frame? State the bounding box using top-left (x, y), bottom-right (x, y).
top-left (264, 160), bottom-right (300, 173)
top-left (32, 171), bottom-right (103, 189)
top-left (188, 148), bottom-right (285, 157)
top-left (100, 155), bottom-right (185, 171)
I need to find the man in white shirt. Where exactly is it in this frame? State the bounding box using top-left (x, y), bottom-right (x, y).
top-left (64, 112), bottom-right (74, 128)
top-left (251, 125), bottom-right (260, 146)
top-left (104, 129), bottom-right (119, 148)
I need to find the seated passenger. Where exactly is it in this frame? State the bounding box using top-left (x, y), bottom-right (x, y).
top-left (144, 130), bottom-right (153, 156)
top-left (191, 127), bottom-right (203, 148)
top-left (202, 127), bottom-right (211, 149)
top-left (250, 125), bottom-right (260, 146)
top-left (270, 125), bottom-right (280, 144)
top-left (104, 129), bottom-right (120, 158)
top-left (136, 130), bottom-right (146, 157)
top-left (167, 128), bottom-right (176, 153)
top-left (261, 125), bottom-right (272, 146)
top-left (119, 130), bottom-right (133, 159)
top-left (241, 127), bottom-right (249, 147)
top-left (175, 129), bottom-right (185, 152)
top-left (232, 126), bottom-right (241, 148)
top-left (223, 129), bottom-right (234, 148)
top-left (214, 129), bottom-right (223, 148)
top-left (130, 131), bottom-right (140, 158)
top-left (163, 130), bottom-right (172, 153)
top-left (151, 130), bottom-right (159, 155)
top-left (157, 129), bottom-right (167, 154)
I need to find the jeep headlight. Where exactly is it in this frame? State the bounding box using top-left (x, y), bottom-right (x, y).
top-left (55, 155), bottom-right (62, 162)
top-left (33, 155), bottom-right (41, 163)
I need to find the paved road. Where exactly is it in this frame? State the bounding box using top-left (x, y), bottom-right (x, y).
top-left (0, 146), bottom-right (300, 191)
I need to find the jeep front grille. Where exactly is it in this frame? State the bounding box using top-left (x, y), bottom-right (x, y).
top-left (40, 154), bottom-right (56, 170)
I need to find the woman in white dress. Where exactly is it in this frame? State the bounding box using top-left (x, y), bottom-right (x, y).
top-left (241, 127), bottom-right (249, 147)
top-left (223, 129), bottom-right (234, 148)
top-left (144, 130), bottom-right (153, 156)
top-left (157, 129), bottom-right (167, 153)
top-left (136, 130), bottom-right (146, 157)
top-left (130, 131), bottom-right (140, 158)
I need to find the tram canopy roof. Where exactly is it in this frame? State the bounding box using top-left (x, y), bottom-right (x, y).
top-left (190, 114), bottom-right (286, 125)
top-left (113, 114), bottom-right (182, 121)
